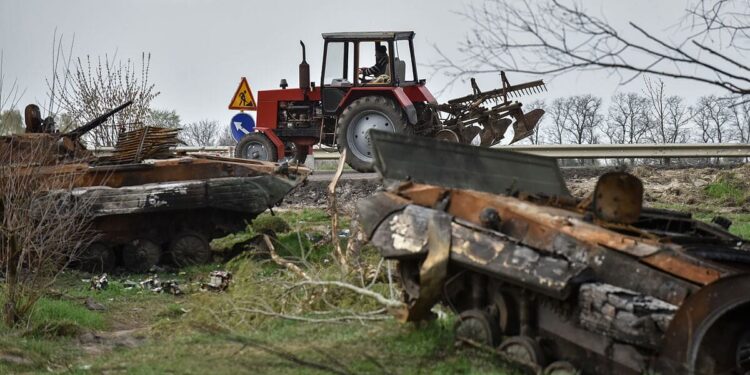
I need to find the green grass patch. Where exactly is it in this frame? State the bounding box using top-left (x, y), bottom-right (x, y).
top-left (651, 203), bottom-right (750, 239)
top-left (703, 171), bottom-right (749, 206)
top-left (705, 180), bottom-right (746, 203)
top-left (27, 297), bottom-right (105, 337)
top-left (0, 333), bottom-right (80, 373)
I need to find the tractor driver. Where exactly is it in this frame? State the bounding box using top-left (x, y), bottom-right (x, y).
top-left (358, 44), bottom-right (389, 83)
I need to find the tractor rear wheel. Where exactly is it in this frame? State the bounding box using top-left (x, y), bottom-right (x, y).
top-left (337, 96), bottom-right (410, 172)
top-left (235, 133), bottom-right (278, 162)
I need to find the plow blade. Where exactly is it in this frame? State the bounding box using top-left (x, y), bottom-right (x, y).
top-left (370, 130), bottom-right (570, 197)
top-left (510, 108), bottom-right (544, 144)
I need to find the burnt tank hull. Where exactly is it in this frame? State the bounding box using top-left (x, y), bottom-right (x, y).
top-left (2, 127), bottom-right (308, 272)
top-left (73, 155), bottom-right (308, 271)
top-left (359, 130), bottom-right (750, 375)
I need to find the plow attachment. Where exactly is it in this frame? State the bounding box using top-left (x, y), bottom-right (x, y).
top-left (436, 72), bottom-right (546, 146)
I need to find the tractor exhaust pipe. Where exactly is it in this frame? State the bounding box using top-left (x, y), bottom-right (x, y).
top-left (299, 40), bottom-right (310, 91)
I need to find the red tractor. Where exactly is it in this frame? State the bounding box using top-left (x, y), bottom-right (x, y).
top-left (233, 31), bottom-right (546, 172)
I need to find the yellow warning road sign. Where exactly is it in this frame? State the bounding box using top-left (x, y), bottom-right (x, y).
top-left (229, 77), bottom-right (257, 110)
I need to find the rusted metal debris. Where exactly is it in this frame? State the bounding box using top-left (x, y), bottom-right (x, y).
top-left (1, 103), bottom-right (310, 274)
top-left (139, 275), bottom-right (183, 295)
top-left (359, 130), bottom-right (750, 375)
top-left (202, 270), bottom-right (232, 292)
top-left (103, 126), bottom-right (182, 164)
top-left (89, 273), bottom-right (109, 291)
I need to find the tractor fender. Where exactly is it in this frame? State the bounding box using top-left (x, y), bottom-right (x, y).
top-left (338, 87), bottom-right (418, 125)
top-left (253, 127), bottom-right (286, 159)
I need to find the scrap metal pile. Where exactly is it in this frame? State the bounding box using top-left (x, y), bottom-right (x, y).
top-left (358, 131), bottom-right (750, 375)
top-left (103, 126), bottom-right (182, 164)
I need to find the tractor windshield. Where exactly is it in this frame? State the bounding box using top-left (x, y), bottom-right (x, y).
top-left (323, 42), bottom-right (352, 86)
top-left (393, 40), bottom-right (415, 83)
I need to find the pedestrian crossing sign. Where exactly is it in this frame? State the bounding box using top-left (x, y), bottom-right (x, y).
top-left (229, 77), bottom-right (257, 110)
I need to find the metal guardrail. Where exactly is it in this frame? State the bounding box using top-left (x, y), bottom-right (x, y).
top-left (91, 143), bottom-right (750, 160)
top-left (312, 143), bottom-right (750, 160)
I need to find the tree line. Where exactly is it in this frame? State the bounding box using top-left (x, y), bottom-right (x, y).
top-left (523, 78), bottom-right (750, 148)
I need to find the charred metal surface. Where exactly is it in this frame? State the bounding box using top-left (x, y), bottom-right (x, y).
top-left (371, 130), bottom-right (569, 197)
top-left (360, 133), bottom-right (750, 374)
top-left (592, 172), bottom-right (643, 224)
top-left (370, 205), bottom-right (588, 299)
top-left (356, 191), bottom-right (410, 239)
top-left (2, 104), bottom-right (309, 272)
top-left (393, 210), bottom-right (452, 322)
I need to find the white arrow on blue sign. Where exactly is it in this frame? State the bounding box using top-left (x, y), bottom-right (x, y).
top-left (230, 113), bottom-right (256, 142)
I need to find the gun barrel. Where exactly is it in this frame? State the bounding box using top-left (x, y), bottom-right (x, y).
top-left (65, 100), bottom-right (134, 138)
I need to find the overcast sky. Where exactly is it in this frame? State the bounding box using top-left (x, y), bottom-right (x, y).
top-left (0, 0), bottom-right (720, 126)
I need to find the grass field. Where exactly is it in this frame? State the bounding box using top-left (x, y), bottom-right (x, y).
top-left (2, 175), bottom-right (748, 374)
top-left (0, 209), bottom-right (517, 374)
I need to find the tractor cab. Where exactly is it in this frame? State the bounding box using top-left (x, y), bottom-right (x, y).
top-left (320, 31), bottom-right (420, 114)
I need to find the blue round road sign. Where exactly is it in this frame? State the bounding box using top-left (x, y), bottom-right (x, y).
top-left (230, 113), bottom-right (256, 142)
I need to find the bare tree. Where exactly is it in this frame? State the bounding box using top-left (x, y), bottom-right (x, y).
top-left (643, 78), bottom-right (692, 145)
top-left (544, 98), bottom-right (569, 144)
top-left (728, 99), bottom-right (750, 143)
top-left (181, 119), bottom-right (219, 146)
top-left (0, 110), bottom-right (22, 136)
top-left (0, 139), bottom-right (97, 326)
top-left (694, 95), bottom-right (733, 143)
top-left (148, 109), bottom-right (181, 128)
top-left (0, 51), bottom-right (23, 114)
top-left (49, 52), bottom-right (160, 147)
top-left (434, 0), bottom-right (750, 100)
top-left (564, 95), bottom-right (602, 145)
top-left (606, 93), bottom-right (649, 145)
top-left (216, 126), bottom-right (236, 147)
top-left (0, 51), bottom-right (24, 136)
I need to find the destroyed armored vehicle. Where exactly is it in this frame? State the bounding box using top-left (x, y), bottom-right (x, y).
top-left (359, 131), bottom-right (750, 375)
top-left (1, 102), bottom-right (308, 272)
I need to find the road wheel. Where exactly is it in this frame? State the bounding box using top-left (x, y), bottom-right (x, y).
top-left (122, 238), bottom-right (161, 273)
top-left (543, 361), bottom-right (580, 375)
top-left (498, 336), bottom-right (547, 368)
top-left (78, 242), bottom-right (116, 273)
top-left (455, 309), bottom-right (501, 347)
top-left (170, 231), bottom-right (212, 267)
top-left (336, 96), bottom-right (410, 172)
top-left (235, 132), bottom-right (278, 161)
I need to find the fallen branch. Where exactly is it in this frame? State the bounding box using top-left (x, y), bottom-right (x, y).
top-left (232, 306), bottom-right (389, 324)
top-left (294, 280), bottom-right (404, 309)
top-left (264, 234), bottom-right (310, 280)
top-left (328, 149), bottom-right (348, 271)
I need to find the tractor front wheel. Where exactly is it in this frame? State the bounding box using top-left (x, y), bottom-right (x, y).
top-left (336, 96), bottom-right (410, 172)
top-left (235, 133), bottom-right (278, 162)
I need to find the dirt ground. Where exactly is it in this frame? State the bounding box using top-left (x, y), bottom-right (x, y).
top-left (289, 164), bottom-right (750, 213)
